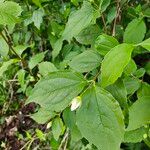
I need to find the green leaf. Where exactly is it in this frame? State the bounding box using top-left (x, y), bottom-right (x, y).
top-left (35, 129), bottom-right (46, 141)
top-left (101, 43), bottom-right (134, 87)
top-left (0, 1), bottom-right (22, 25)
top-left (32, 8), bottom-right (44, 29)
top-left (143, 7), bottom-right (150, 18)
top-left (52, 1), bottom-right (99, 59)
top-left (106, 6), bottom-right (117, 24)
top-left (52, 117), bottom-right (65, 141)
top-left (63, 107), bottom-right (82, 141)
top-left (76, 85), bottom-right (124, 150)
top-left (71, 0), bottom-right (79, 6)
top-left (38, 62), bottom-right (58, 76)
top-left (50, 21), bottom-right (64, 37)
top-left (95, 34), bottom-right (119, 56)
top-left (124, 127), bottom-right (149, 143)
top-left (17, 69), bottom-right (26, 92)
top-left (75, 24), bottom-right (101, 45)
top-left (13, 45), bottom-right (29, 56)
top-left (137, 82), bottom-right (150, 99)
top-left (127, 96), bottom-right (150, 130)
top-left (29, 51), bottom-right (47, 69)
top-left (133, 68), bottom-right (145, 78)
top-left (30, 108), bottom-right (55, 124)
top-left (0, 59), bottom-right (18, 77)
top-left (32, 0), bottom-right (42, 7)
top-left (123, 18), bottom-right (146, 44)
top-left (100, 0), bottom-right (111, 12)
top-left (124, 59), bottom-right (137, 75)
top-left (52, 38), bottom-right (63, 60)
top-left (138, 38), bottom-right (150, 51)
top-left (123, 77), bottom-right (141, 95)
top-left (0, 35), bottom-right (9, 57)
top-left (26, 71), bottom-right (87, 112)
top-left (145, 61), bottom-right (150, 76)
top-left (69, 50), bottom-right (102, 73)
top-left (62, 1), bottom-right (99, 42)
top-left (106, 78), bottom-right (127, 109)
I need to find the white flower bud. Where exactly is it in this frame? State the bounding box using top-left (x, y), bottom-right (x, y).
top-left (71, 96), bottom-right (82, 111)
top-left (46, 121), bottom-right (52, 129)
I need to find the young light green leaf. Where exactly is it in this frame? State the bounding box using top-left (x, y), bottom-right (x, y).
top-left (123, 18), bottom-right (146, 44)
top-left (63, 108), bottom-right (82, 141)
top-left (32, 0), bottom-right (42, 7)
top-left (124, 59), bottom-right (137, 75)
top-left (26, 72), bottom-right (87, 112)
top-left (95, 34), bottom-right (119, 56)
top-left (0, 59), bottom-right (18, 77)
top-left (106, 6), bottom-right (117, 24)
top-left (124, 127), bottom-right (149, 143)
top-left (133, 68), bottom-right (145, 78)
top-left (13, 45), bottom-right (29, 56)
top-left (127, 96), bottom-right (150, 131)
top-left (17, 69), bottom-right (26, 92)
top-left (32, 8), bottom-right (44, 29)
top-left (52, 117), bottom-right (65, 141)
top-left (0, 1), bottom-right (22, 25)
top-left (100, 0), bottom-right (111, 12)
top-left (123, 77), bottom-right (141, 95)
top-left (137, 82), bottom-right (150, 99)
top-left (69, 50), bottom-right (102, 73)
top-left (29, 51), bottom-right (47, 69)
top-left (138, 38), bottom-right (150, 51)
top-left (101, 43), bottom-right (134, 87)
top-left (35, 129), bottom-right (46, 141)
top-left (76, 85), bottom-right (124, 150)
top-left (38, 62), bottom-right (58, 76)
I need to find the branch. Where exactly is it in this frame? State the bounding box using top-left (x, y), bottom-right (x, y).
top-left (0, 31), bottom-right (26, 68)
top-left (112, 0), bottom-right (121, 36)
top-left (58, 129), bottom-right (69, 150)
top-left (101, 13), bottom-right (107, 33)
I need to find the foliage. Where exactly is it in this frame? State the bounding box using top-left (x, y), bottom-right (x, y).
top-left (0, 0), bottom-right (150, 149)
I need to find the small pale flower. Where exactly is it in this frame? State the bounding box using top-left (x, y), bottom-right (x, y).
top-left (46, 121), bottom-right (52, 129)
top-left (71, 96), bottom-right (82, 111)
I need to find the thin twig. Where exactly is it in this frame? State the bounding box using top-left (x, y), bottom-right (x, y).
top-left (0, 31), bottom-right (26, 68)
top-left (3, 27), bottom-right (13, 45)
top-left (27, 138), bottom-right (36, 150)
top-left (1, 74), bottom-right (17, 114)
top-left (101, 13), bottom-right (107, 33)
top-left (20, 140), bottom-right (31, 150)
top-left (112, 0), bottom-right (121, 36)
top-left (58, 129), bottom-right (69, 150)
top-left (8, 79), bottom-right (18, 82)
top-left (0, 32), bottom-right (22, 60)
top-left (20, 136), bottom-right (37, 150)
top-left (63, 135), bottom-right (69, 150)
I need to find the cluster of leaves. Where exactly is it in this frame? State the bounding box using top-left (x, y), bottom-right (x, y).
top-left (0, 0), bottom-right (150, 149)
